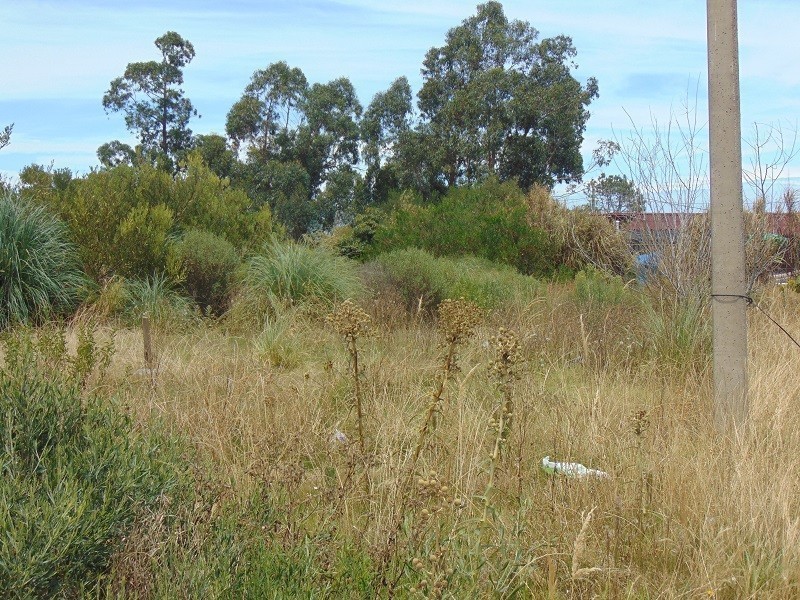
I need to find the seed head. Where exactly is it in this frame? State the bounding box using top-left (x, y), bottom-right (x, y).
top-left (326, 299), bottom-right (372, 341)
top-left (437, 298), bottom-right (482, 345)
top-left (489, 327), bottom-right (521, 381)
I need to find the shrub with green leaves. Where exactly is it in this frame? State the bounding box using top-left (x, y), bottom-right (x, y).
top-left (0, 327), bottom-right (184, 596)
top-left (122, 273), bottom-right (197, 327)
top-left (169, 229), bottom-right (240, 315)
top-left (370, 248), bottom-right (539, 314)
top-left (368, 179), bottom-right (560, 276)
top-left (21, 154), bottom-right (275, 282)
top-left (231, 239), bottom-right (363, 324)
top-left (0, 194), bottom-right (88, 329)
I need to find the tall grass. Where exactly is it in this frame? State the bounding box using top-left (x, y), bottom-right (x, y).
top-left (9, 270), bottom-right (800, 596)
top-left (0, 194), bottom-right (87, 328)
top-left (229, 238), bottom-right (363, 325)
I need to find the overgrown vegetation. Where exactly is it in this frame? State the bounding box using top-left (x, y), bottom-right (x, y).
top-left (0, 194), bottom-right (88, 329)
top-left (0, 326), bottom-right (185, 597)
top-left (4, 2), bottom-right (800, 597)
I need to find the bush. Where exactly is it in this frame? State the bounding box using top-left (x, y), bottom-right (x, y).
top-left (169, 229), bottom-right (240, 315)
top-left (369, 179), bottom-right (561, 276)
top-left (231, 239), bottom-right (363, 324)
top-left (122, 274), bottom-right (197, 327)
top-left (371, 248), bottom-right (539, 314)
top-left (21, 155), bottom-right (275, 282)
top-left (0, 327), bottom-right (184, 596)
top-left (0, 194), bottom-right (88, 329)
top-left (525, 185), bottom-right (634, 277)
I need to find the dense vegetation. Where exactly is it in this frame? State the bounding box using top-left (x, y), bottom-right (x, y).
top-left (1, 2), bottom-right (798, 598)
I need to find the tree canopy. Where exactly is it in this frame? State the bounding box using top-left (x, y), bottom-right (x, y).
top-left (83, 4), bottom-right (601, 238)
top-left (409, 1), bottom-right (597, 191)
top-left (102, 31), bottom-right (198, 169)
top-left (587, 173), bottom-right (645, 213)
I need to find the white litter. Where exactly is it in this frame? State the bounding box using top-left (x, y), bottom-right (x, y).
top-left (541, 456), bottom-right (609, 479)
top-left (331, 429), bottom-right (349, 445)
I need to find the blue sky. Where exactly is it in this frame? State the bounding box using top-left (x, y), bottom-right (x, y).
top-left (2, 0), bottom-right (799, 202)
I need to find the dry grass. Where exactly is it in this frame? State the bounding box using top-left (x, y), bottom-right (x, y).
top-left (86, 283), bottom-right (800, 598)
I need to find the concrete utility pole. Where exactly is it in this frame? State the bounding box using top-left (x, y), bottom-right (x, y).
top-left (706, 0), bottom-right (748, 429)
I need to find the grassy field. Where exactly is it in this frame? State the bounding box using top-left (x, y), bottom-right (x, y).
top-left (12, 276), bottom-right (786, 599)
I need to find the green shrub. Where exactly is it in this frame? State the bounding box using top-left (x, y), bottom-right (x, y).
top-left (0, 194), bottom-right (88, 329)
top-left (113, 201), bottom-right (174, 278)
top-left (369, 179), bottom-right (561, 276)
top-left (0, 327), bottom-right (184, 596)
top-left (371, 248), bottom-right (539, 314)
top-left (25, 155), bottom-right (275, 282)
top-left (169, 229), bottom-right (240, 315)
top-left (232, 239), bottom-right (363, 323)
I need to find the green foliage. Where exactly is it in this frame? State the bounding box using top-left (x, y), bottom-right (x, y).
top-left (371, 247), bottom-right (539, 314)
top-left (370, 179), bottom-right (561, 277)
top-left (169, 229), bottom-right (240, 315)
top-left (227, 63), bottom-right (363, 237)
top-left (587, 172), bottom-right (644, 212)
top-left (122, 274), bottom-right (197, 327)
top-left (407, 1), bottom-right (597, 189)
top-left (361, 77), bottom-right (413, 205)
top-left (232, 239), bottom-right (363, 323)
top-left (0, 194), bottom-right (88, 329)
top-left (335, 207), bottom-right (383, 259)
top-left (116, 202), bottom-right (175, 278)
top-left (33, 156), bottom-right (274, 282)
top-left (574, 266), bottom-right (630, 307)
top-left (102, 31), bottom-right (197, 168)
top-left (0, 327), bottom-right (183, 597)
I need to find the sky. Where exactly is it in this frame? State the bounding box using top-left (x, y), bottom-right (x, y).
top-left (2, 0), bottom-right (800, 204)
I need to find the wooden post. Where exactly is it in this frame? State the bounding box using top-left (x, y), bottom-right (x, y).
top-left (142, 313), bottom-right (154, 370)
top-left (707, 0), bottom-right (748, 429)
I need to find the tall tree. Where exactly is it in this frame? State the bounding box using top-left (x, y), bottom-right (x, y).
top-left (414, 1), bottom-right (597, 190)
top-left (295, 77), bottom-right (362, 195)
top-left (361, 77), bottom-right (413, 204)
top-left (226, 64), bottom-right (363, 236)
top-left (225, 61), bottom-right (308, 158)
top-left (102, 31), bottom-right (198, 168)
top-left (587, 173), bottom-right (644, 213)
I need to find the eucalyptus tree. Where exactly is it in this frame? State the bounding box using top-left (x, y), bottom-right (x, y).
top-left (225, 61), bottom-right (308, 158)
top-left (412, 1), bottom-right (598, 190)
top-left (361, 77), bottom-right (414, 204)
top-left (227, 64), bottom-right (363, 236)
top-left (102, 31), bottom-right (198, 169)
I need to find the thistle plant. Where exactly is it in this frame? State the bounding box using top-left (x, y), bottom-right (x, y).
top-left (488, 327), bottom-right (522, 448)
top-left (484, 327), bottom-right (521, 520)
top-left (327, 299), bottom-right (373, 505)
top-left (410, 298), bottom-right (482, 472)
top-left (326, 299), bottom-right (372, 455)
top-left (379, 298), bottom-right (482, 591)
